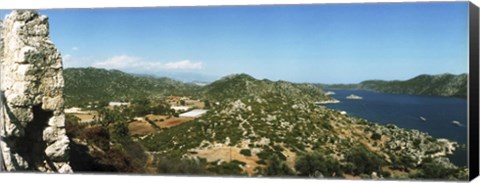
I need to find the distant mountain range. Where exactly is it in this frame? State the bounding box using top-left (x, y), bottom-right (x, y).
top-left (64, 68), bottom-right (467, 107)
top-left (318, 73), bottom-right (467, 98)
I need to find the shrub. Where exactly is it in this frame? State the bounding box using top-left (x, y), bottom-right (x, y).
top-left (264, 155), bottom-right (295, 176)
top-left (344, 145), bottom-right (385, 176)
top-left (156, 157), bottom-right (208, 175)
top-left (207, 160), bottom-right (244, 175)
top-left (371, 132), bottom-right (382, 141)
top-left (240, 149), bottom-right (252, 156)
top-left (295, 152), bottom-right (342, 177)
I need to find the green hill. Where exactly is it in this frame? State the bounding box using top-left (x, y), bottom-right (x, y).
top-left (63, 67), bottom-right (201, 107)
top-left (320, 73), bottom-right (467, 98)
top-left (202, 73), bottom-right (331, 102)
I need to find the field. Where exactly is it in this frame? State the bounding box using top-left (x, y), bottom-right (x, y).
top-left (128, 116), bottom-right (194, 135)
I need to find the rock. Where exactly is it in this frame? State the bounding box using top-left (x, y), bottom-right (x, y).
top-left (0, 10), bottom-right (71, 172)
top-left (45, 136), bottom-right (70, 162)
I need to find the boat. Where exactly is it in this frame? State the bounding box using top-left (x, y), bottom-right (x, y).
top-left (419, 116), bottom-right (427, 121)
top-left (325, 91), bottom-right (336, 96)
top-left (346, 94), bottom-right (363, 100)
top-left (452, 121), bottom-right (462, 127)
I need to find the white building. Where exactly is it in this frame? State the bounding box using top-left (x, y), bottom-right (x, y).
top-left (65, 107), bottom-right (83, 114)
top-left (179, 109), bottom-right (208, 118)
top-left (109, 102), bottom-right (130, 107)
top-left (171, 106), bottom-right (191, 112)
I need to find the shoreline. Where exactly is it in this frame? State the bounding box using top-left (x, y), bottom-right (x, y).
top-left (315, 99), bottom-right (340, 104)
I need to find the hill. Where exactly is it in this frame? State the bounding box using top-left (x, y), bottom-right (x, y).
top-left (63, 67), bottom-right (201, 107)
top-left (202, 73), bottom-right (331, 102)
top-left (320, 73), bottom-right (467, 98)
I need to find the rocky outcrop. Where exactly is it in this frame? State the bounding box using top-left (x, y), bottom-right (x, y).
top-left (0, 10), bottom-right (72, 173)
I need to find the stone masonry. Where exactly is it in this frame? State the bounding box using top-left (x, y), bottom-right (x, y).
top-left (0, 10), bottom-right (72, 173)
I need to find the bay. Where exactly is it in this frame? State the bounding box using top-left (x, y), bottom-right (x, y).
top-left (322, 89), bottom-right (468, 167)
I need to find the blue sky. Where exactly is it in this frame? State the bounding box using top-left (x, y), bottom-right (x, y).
top-left (2, 2), bottom-right (469, 83)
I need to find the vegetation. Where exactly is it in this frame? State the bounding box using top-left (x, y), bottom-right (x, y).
top-left (262, 155), bottom-right (295, 176)
top-left (155, 157), bottom-right (209, 175)
top-left (65, 112), bottom-right (147, 173)
top-left (295, 152), bottom-right (342, 178)
top-left (344, 145), bottom-right (385, 176)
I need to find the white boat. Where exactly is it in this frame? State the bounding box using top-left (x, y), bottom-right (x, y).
top-left (419, 116), bottom-right (427, 121)
top-left (325, 91), bottom-right (336, 96)
top-left (346, 94), bottom-right (363, 100)
top-left (452, 121), bottom-right (462, 127)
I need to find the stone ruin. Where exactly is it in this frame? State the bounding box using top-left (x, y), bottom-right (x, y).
top-left (0, 10), bottom-right (72, 173)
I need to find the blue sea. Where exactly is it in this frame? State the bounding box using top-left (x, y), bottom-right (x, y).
top-left (322, 89), bottom-right (468, 167)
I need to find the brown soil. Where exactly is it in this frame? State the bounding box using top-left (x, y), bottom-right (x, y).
top-left (190, 146), bottom-right (261, 175)
top-left (155, 117), bottom-right (194, 128)
top-left (128, 121), bottom-right (156, 135)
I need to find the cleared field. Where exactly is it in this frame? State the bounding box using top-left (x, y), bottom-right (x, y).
top-left (188, 146), bottom-right (261, 175)
top-left (72, 112), bottom-right (98, 123)
top-left (128, 116), bottom-right (194, 135)
top-left (155, 117), bottom-right (194, 128)
top-left (128, 120), bottom-right (156, 135)
top-left (145, 114), bottom-right (169, 121)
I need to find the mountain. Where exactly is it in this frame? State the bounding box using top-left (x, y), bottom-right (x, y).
top-left (63, 67), bottom-right (202, 107)
top-left (202, 73), bottom-right (331, 102)
top-left (320, 73), bottom-right (467, 98)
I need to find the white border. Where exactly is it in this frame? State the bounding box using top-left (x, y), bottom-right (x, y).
top-left (0, 0), bottom-right (478, 183)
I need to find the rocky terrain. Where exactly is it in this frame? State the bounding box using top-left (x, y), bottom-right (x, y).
top-left (320, 73), bottom-right (467, 98)
top-left (139, 74), bottom-right (468, 179)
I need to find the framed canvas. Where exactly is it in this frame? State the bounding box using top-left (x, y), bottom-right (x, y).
top-left (0, 0), bottom-right (478, 182)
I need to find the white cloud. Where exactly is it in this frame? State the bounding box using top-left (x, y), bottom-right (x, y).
top-left (164, 60), bottom-right (203, 70)
top-left (91, 55), bottom-right (203, 71)
top-left (62, 54), bottom-right (87, 68)
top-left (63, 54), bottom-right (72, 61)
top-left (71, 46), bottom-right (79, 51)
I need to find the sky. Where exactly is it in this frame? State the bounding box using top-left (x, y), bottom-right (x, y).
top-left (1, 2), bottom-right (470, 83)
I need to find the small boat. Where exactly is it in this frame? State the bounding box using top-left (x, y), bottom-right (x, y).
top-left (325, 91), bottom-right (336, 96)
top-left (452, 121), bottom-right (462, 127)
top-left (346, 94), bottom-right (363, 100)
top-left (419, 116), bottom-right (427, 121)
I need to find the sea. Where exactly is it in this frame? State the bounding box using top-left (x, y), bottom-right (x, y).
top-left (321, 89), bottom-right (468, 167)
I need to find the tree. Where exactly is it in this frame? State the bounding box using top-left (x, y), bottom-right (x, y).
top-left (98, 108), bottom-right (128, 127)
top-left (264, 155), bottom-right (295, 176)
top-left (295, 152), bottom-right (342, 178)
top-left (344, 145), bottom-right (385, 176)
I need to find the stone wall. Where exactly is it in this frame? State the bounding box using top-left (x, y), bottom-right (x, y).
top-left (0, 10), bottom-right (72, 173)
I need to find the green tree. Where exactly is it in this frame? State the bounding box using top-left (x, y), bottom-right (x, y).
top-left (264, 155), bottom-right (295, 176)
top-left (295, 152), bottom-right (342, 178)
top-left (344, 145), bottom-right (385, 176)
